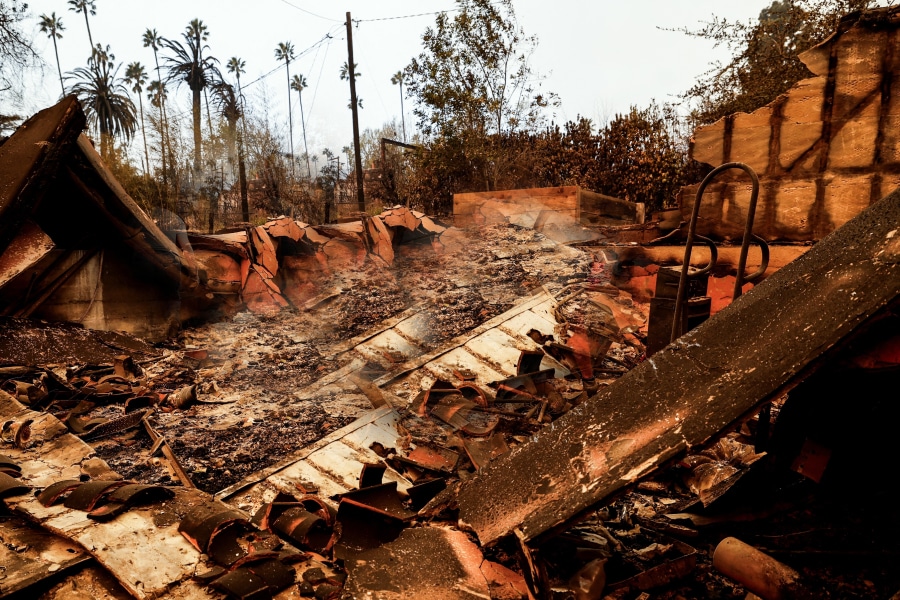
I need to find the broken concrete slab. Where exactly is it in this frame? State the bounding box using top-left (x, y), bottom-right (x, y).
top-left (456, 189), bottom-right (900, 546)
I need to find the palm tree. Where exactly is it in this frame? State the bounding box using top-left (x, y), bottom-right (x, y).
top-left (66, 0), bottom-right (96, 52)
top-left (125, 62), bottom-right (150, 177)
top-left (274, 41), bottom-right (296, 178)
top-left (290, 74), bottom-right (311, 178)
top-left (39, 13), bottom-right (65, 97)
top-left (340, 62), bottom-right (363, 111)
top-left (339, 62), bottom-right (360, 81)
top-left (211, 80), bottom-right (247, 226)
top-left (147, 80), bottom-right (168, 114)
top-left (391, 70), bottom-right (406, 143)
top-left (146, 79), bottom-right (172, 203)
top-left (226, 56), bottom-right (249, 221)
top-left (226, 57), bottom-right (246, 109)
top-left (163, 19), bottom-right (221, 171)
top-left (142, 28), bottom-right (170, 193)
top-left (67, 44), bottom-right (137, 159)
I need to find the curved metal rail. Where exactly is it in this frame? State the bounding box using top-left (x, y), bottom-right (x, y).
top-left (670, 162), bottom-right (769, 344)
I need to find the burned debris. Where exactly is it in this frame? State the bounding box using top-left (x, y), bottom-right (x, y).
top-left (3, 12), bottom-right (900, 600)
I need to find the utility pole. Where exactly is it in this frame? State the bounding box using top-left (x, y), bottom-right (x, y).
top-left (345, 12), bottom-right (365, 214)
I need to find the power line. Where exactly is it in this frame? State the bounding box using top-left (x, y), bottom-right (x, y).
top-left (242, 30), bottom-right (337, 89)
top-left (297, 32), bottom-right (327, 131)
top-left (353, 8), bottom-right (459, 23)
top-left (306, 34), bottom-right (332, 127)
top-left (276, 0), bottom-right (342, 23)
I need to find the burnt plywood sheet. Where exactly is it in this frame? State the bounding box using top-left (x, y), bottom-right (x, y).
top-left (457, 190), bottom-right (900, 546)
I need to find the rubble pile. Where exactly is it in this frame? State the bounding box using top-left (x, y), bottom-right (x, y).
top-left (1, 83), bottom-right (900, 599)
top-left (3, 190), bottom-right (899, 597)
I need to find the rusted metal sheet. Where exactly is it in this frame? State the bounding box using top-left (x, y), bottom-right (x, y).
top-left (220, 292), bottom-right (567, 514)
top-left (241, 265), bottom-right (289, 315)
top-left (456, 191), bottom-right (900, 546)
top-left (322, 238), bottom-right (367, 270)
top-left (365, 215), bottom-right (395, 266)
top-left (186, 231), bottom-right (249, 257)
top-left (278, 254), bottom-right (322, 307)
top-left (381, 206), bottom-right (421, 232)
top-left (194, 250), bottom-right (242, 294)
top-left (220, 405), bottom-right (409, 509)
top-left (377, 292), bottom-right (568, 395)
top-left (463, 433), bottom-right (510, 470)
top-left (249, 226), bottom-right (278, 276)
top-left (264, 216), bottom-right (304, 242)
top-left (355, 328), bottom-right (425, 365)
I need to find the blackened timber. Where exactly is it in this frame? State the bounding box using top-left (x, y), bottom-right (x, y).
top-left (456, 189), bottom-right (900, 546)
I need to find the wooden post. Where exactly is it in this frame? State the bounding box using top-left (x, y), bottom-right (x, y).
top-left (346, 12), bottom-right (365, 214)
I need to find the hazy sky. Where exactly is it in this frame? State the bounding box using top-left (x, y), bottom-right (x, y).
top-left (10, 1), bottom-right (769, 164)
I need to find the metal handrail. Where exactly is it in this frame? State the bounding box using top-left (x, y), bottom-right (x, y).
top-left (670, 162), bottom-right (769, 343)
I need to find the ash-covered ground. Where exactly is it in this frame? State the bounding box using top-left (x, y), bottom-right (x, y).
top-left (96, 223), bottom-right (595, 493)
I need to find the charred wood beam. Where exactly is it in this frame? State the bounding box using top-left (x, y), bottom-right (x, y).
top-left (142, 417), bottom-right (195, 489)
